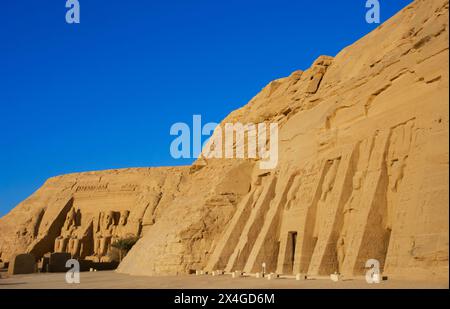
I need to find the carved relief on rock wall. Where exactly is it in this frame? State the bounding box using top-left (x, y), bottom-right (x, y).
top-left (52, 207), bottom-right (140, 263)
top-left (337, 120), bottom-right (415, 276)
top-left (255, 119), bottom-right (418, 277)
top-left (54, 208), bottom-right (91, 259)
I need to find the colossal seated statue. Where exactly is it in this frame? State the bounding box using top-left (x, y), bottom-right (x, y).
top-left (54, 208), bottom-right (77, 253)
top-left (53, 208), bottom-right (90, 258)
top-left (86, 211), bottom-right (115, 262)
top-left (113, 210), bottom-right (130, 239)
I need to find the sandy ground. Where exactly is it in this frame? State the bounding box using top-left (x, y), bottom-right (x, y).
top-left (0, 271), bottom-right (447, 289)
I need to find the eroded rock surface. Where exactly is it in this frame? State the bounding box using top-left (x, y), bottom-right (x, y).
top-left (0, 0), bottom-right (448, 281)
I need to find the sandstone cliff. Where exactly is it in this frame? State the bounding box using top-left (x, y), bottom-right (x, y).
top-left (0, 0), bottom-right (448, 281)
top-left (0, 167), bottom-right (190, 263)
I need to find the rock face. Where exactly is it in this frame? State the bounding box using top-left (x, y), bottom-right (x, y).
top-left (0, 167), bottom-right (189, 264)
top-left (0, 0), bottom-right (448, 281)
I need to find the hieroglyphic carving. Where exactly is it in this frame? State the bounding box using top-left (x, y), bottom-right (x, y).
top-left (75, 184), bottom-right (108, 192)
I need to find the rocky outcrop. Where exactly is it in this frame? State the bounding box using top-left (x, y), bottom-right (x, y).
top-left (119, 0), bottom-right (449, 280)
top-left (0, 0), bottom-right (448, 281)
top-left (0, 167), bottom-right (189, 263)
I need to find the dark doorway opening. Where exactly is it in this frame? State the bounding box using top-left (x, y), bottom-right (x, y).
top-left (286, 231), bottom-right (298, 273)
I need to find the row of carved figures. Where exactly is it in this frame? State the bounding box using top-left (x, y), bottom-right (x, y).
top-left (54, 208), bottom-right (135, 262)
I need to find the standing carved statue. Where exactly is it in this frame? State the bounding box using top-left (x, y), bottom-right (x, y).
top-left (337, 171), bottom-right (364, 270)
top-left (320, 159), bottom-right (339, 202)
top-left (67, 229), bottom-right (83, 258)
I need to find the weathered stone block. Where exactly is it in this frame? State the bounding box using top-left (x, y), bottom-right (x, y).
top-left (48, 252), bottom-right (71, 273)
top-left (8, 253), bottom-right (36, 275)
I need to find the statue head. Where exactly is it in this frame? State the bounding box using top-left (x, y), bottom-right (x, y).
top-left (64, 208), bottom-right (76, 230)
top-left (119, 210), bottom-right (130, 226)
top-left (104, 211), bottom-right (114, 229)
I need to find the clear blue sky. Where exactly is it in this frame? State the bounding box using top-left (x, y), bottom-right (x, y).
top-left (0, 0), bottom-right (412, 217)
